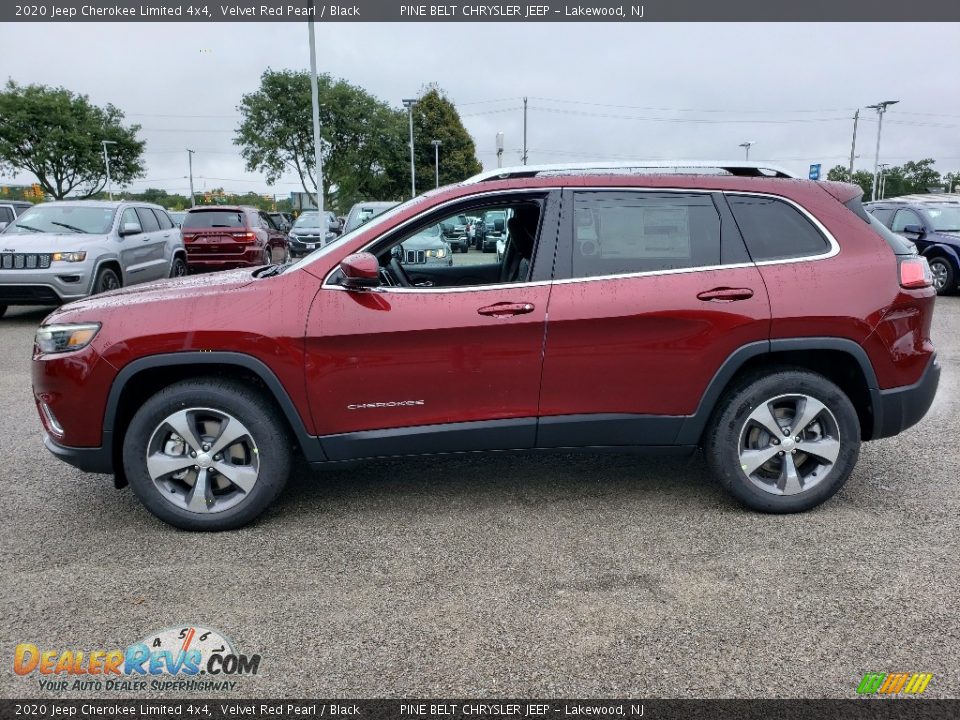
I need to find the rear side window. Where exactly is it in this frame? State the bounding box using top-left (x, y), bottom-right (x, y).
top-left (728, 196), bottom-right (829, 261)
top-left (571, 192), bottom-right (721, 277)
top-left (0, 207), bottom-right (13, 223)
top-left (154, 209), bottom-right (173, 230)
top-left (867, 206), bottom-right (895, 226)
top-left (183, 210), bottom-right (246, 229)
top-left (135, 207), bottom-right (160, 232)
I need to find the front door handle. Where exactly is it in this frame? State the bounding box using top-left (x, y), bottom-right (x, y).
top-left (697, 287), bottom-right (754, 302)
top-left (478, 302), bottom-right (535, 317)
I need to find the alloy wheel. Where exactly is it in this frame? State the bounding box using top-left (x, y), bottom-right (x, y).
top-left (146, 407), bottom-right (260, 514)
top-left (737, 393), bottom-right (841, 496)
top-left (929, 260), bottom-right (949, 292)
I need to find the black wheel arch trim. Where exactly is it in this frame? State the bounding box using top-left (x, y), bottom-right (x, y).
top-left (102, 351), bottom-right (326, 466)
top-left (675, 337), bottom-right (882, 445)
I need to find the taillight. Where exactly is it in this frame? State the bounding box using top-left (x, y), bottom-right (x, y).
top-left (899, 256), bottom-right (933, 289)
top-left (232, 231), bottom-right (256, 242)
top-left (182, 234), bottom-right (196, 242)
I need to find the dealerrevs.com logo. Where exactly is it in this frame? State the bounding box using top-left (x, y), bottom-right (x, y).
top-left (13, 626), bottom-right (261, 692)
top-left (856, 672), bottom-right (933, 695)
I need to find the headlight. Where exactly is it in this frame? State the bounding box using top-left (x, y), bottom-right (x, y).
top-left (52, 251), bottom-right (87, 262)
top-left (35, 323), bottom-right (101, 354)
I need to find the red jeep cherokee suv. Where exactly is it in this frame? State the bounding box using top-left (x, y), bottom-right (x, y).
top-left (32, 163), bottom-right (940, 530)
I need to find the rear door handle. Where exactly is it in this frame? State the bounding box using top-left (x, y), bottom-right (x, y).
top-left (697, 287), bottom-right (754, 302)
top-left (478, 302), bottom-right (535, 317)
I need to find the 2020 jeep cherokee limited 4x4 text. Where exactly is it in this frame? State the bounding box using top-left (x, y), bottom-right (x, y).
top-left (32, 163), bottom-right (940, 530)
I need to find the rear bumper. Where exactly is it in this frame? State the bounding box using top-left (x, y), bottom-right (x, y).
top-left (872, 354), bottom-right (941, 439)
top-left (43, 433), bottom-right (113, 474)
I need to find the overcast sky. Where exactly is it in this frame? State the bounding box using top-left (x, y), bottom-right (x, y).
top-left (2, 21), bottom-right (959, 198)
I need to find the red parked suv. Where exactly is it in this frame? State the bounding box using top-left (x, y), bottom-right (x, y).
top-left (32, 162), bottom-right (940, 530)
top-left (181, 206), bottom-right (288, 272)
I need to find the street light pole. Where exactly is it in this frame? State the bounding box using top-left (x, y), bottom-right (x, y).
top-left (307, 2), bottom-right (325, 220)
top-left (431, 139), bottom-right (442, 189)
top-left (867, 100), bottom-right (899, 201)
top-left (738, 141), bottom-right (754, 160)
top-left (402, 98), bottom-right (418, 198)
top-left (186, 149), bottom-right (196, 207)
top-left (101, 140), bottom-right (117, 200)
top-left (878, 163), bottom-right (891, 199)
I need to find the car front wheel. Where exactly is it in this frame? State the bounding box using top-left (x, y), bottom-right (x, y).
top-left (928, 258), bottom-right (956, 295)
top-left (92, 267), bottom-right (121, 295)
top-left (123, 379), bottom-right (292, 530)
top-left (704, 369), bottom-right (860, 513)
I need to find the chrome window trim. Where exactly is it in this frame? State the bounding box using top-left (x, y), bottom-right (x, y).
top-left (321, 187), bottom-right (839, 294)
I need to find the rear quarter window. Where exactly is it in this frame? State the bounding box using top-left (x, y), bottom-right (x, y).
top-left (728, 196), bottom-right (829, 261)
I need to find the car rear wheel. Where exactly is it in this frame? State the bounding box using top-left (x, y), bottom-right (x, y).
top-left (262, 249), bottom-right (272, 265)
top-left (704, 369), bottom-right (860, 513)
top-left (92, 267), bottom-right (121, 295)
top-left (170, 256), bottom-right (187, 278)
top-left (928, 258), bottom-right (956, 295)
top-left (123, 378), bottom-right (292, 531)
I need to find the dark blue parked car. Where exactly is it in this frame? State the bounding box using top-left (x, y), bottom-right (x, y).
top-left (866, 196), bottom-right (960, 295)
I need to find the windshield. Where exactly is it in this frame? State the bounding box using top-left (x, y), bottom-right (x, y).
top-left (344, 203), bottom-right (398, 233)
top-left (183, 210), bottom-right (245, 228)
top-left (926, 206), bottom-right (960, 232)
top-left (285, 196), bottom-right (428, 273)
top-left (5, 205), bottom-right (116, 235)
top-left (293, 212), bottom-right (321, 229)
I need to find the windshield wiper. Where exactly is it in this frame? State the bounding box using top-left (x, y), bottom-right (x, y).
top-left (50, 221), bottom-right (88, 234)
top-left (12, 223), bottom-right (44, 233)
top-left (257, 264), bottom-right (288, 278)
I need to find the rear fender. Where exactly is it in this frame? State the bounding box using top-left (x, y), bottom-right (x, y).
top-left (920, 243), bottom-right (960, 271)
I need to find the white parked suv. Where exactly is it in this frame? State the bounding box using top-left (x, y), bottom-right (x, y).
top-left (0, 201), bottom-right (186, 317)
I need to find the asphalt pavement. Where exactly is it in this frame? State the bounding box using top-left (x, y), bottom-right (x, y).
top-left (1, 296), bottom-right (957, 699)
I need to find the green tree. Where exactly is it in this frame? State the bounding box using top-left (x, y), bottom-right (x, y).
top-left (826, 164), bottom-right (874, 198)
top-left (0, 81), bottom-right (145, 199)
top-left (412, 86), bottom-right (482, 194)
top-left (234, 69), bottom-right (407, 212)
top-left (899, 159), bottom-right (941, 194)
top-left (944, 172), bottom-right (960, 194)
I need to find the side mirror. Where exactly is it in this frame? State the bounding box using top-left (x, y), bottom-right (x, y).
top-left (339, 252), bottom-right (380, 290)
top-left (902, 224), bottom-right (924, 237)
top-left (119, 221), bottom-right (142, 236)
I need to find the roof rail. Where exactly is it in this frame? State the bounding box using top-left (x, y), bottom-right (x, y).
top-left (463, 160), bottom-right (797, 184)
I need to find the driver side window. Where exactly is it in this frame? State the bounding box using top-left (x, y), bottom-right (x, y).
top-left (372, 201), bottom-right (543, 289)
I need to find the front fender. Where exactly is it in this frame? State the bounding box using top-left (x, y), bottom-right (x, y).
top-left (921, 243), bottom-right (960, 270)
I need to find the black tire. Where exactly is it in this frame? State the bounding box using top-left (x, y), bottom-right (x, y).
top-left (928, 257), bottom-right (956, 296)
top-left (170, 256), bottom-right (187, 278)
top-left (123, 378), bottom-right (292, 531)
top-left (703, 368), bottom-right (860, 513)
top-left (0, 305), bottom-right (6, 318)
top-left (92, 266), bottom-right (121, 295)
top-left (262, 248), bottom-right (272, 265)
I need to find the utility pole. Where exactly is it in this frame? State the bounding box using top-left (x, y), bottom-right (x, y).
top-left (522, 97), bottom-right (528, 165)
top-left (186, 149), bottom-right (196, 207)
top-left (867, 100), bottom-right (899, 201)
top-left (101, 140), bottom-right (117, 200)
top-left (739, 141), bottom-right (754, 160)
top-left (878, 163), bottom-right (891, 199)
top-left (848, 109), bottom-right (859, 175)
top-left (431, 139), bottom-right (442, 189)
top-left (496, 132), bottom-right (504, 168)
top-left (307, 1), bottom-right (325, 220)
top-left (402, 98), bottom-right (418, 198)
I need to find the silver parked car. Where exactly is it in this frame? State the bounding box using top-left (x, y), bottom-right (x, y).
top-left (342, 201), bottom-right (399, 234)
top-left (398, 224), bottom-right (452, 266)
top-left (0, 201), bottom-right (186, 317)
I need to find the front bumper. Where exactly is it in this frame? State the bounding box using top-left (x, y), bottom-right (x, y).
top-left (43, 433), bottom-right (113, 474)
top-left (0, 265), bottom-right (95, 305)
top-left (872, 354), bottom-right (941, 439)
